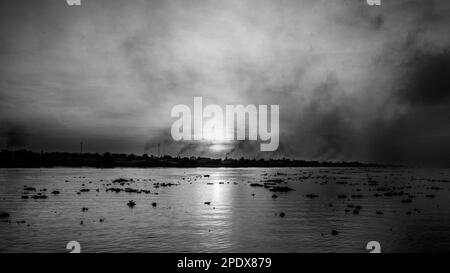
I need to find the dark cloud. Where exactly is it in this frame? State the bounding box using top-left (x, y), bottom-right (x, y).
top-left (0, 122), bottom-right (28, 149)
top-left (1, 0), bottom-right (450, 165)
top-left (397, 50), bottom-right (450, 106)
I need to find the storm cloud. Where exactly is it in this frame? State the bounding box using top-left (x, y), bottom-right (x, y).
top-left (1, 0), bottom-right (449, 165)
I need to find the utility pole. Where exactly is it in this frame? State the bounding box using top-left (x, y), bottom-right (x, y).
top-left (80, 141), bottom-right (83, 154)
top-left (158, 143), bottom-right (160, 157)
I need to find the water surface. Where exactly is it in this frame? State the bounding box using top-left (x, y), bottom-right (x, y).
top-left (1, 167), bottom-right (450, 253)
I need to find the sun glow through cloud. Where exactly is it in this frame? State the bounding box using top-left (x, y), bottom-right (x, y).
top-left (202, 123), bottom-right (234, 152)
top-left (209, 144), bottom-right (232, 152)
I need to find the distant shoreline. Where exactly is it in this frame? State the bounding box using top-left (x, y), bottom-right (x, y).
top-left (0, 150), bottom-right (398, 168)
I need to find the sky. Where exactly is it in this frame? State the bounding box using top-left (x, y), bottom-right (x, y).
top-left (0, 0), bottom-right (449, 164)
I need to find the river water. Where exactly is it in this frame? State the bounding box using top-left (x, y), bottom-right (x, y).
top-left (1, 167), bottom-right (450, 253)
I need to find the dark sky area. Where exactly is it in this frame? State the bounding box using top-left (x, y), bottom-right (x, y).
top-left (0, 0), bottom-right (449, 164)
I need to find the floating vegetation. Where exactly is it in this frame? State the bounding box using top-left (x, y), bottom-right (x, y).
top-left (127, 200), bottom-right (136, 208)
top-left (269, 186), bottom-right (294, 192)
top-left (0, 212), bottom-right (10, 219)
top-left (306, 194), bottom-right (319, 199)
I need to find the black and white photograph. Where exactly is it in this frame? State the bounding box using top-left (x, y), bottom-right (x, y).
top-left (1, 0), bottom-right (450, 259)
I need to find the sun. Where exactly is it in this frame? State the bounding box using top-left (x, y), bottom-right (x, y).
top-left (209, 144), bottom-right (231, 152)
top-left (200, 119), bottom-right (235, 152)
